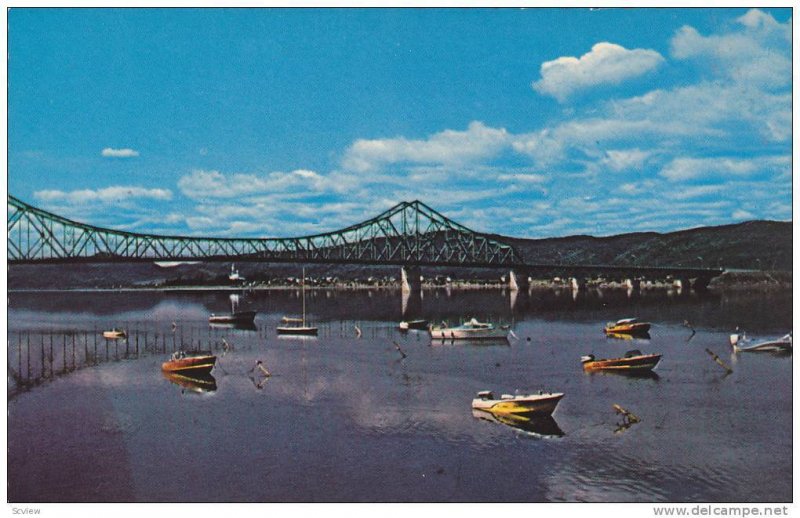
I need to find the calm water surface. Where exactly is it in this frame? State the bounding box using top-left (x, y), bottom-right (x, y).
top-left (7, 288), bottom-right (792, 502)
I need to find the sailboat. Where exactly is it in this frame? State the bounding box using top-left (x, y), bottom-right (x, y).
top-left (277, 268), bottom-right (318, 336)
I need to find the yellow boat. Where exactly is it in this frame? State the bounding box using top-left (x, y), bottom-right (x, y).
top-left (604, 318), bottom-right (651, 335)
top-left (471, 390), bottom-right (563, 417)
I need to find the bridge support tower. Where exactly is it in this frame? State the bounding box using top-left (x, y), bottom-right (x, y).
top-left (569, 277), bottom-right (587, 290)
top-left (509, 270), bottom-right (529, 291)
top-left (625, 278), bottom-right (641, 290)
top-left (401, 265), bottom-right (422, 294)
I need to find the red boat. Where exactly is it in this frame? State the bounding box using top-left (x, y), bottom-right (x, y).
top-left (581, 349), bottom-right (661, 372)
top-left (161, 351), bottom-right (216, 375)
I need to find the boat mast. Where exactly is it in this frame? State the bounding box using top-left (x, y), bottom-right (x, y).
top-left (302, 266), bottom-right (306, 326)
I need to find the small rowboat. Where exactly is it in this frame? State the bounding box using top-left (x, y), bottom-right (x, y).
top-left (471, 390), bottom-right (563, 417)
top-left (604, 318), bottom-right (651, 335)
top-left (161, 350), bottom-right (216, 375)
top-left (103, 329), bottom-right (127, 340)
top-left (581, 349), bottom-right (661, 372)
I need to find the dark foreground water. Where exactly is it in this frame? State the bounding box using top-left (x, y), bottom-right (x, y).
top-left (7, 287), bottom-right (792, 502)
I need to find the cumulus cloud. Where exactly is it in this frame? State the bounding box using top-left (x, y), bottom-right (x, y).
top-left (341, 121), bottom-right (510, 172)
top-left (34, 186), bottom-right (172, 204)
top-left (532, 42), bottom-right (664, 102)
top-left (101, 148), bottom-right (139, 158)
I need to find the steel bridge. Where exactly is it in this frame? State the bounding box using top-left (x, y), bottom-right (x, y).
top-left (7, 195), bottom-right (521, 267)
top-left (7, 194), bottom-right (723, 288)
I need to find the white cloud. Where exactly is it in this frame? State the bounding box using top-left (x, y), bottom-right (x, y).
top-left (532, 42), bottom-right (664, 102)
top-left (101, 148), bottom-right (139, 158)
top-left (177, 168), bottom-right (335, 199)
top-left (341, 121), bottom-right (510, 172)
top-left (34, 186), bottom-right (172, 204)
top-left (659, 155), bottom-right (789, 182)
top-left (600, 149), bottom-right (651, 172)
top-left (732, 209), bottom-right (755, 220)
top-left (670, 9), bottom-right (791, 89)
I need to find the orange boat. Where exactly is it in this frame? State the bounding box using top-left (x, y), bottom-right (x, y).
top-left (581, 349), bottom-right (661, 372)
top-left (161, 350), bottom-right (216, 375)
top-left (604, 318), bottom-right (651, 335)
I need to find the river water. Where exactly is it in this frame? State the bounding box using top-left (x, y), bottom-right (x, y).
top-left (6, 287), bottom-right (792, 502)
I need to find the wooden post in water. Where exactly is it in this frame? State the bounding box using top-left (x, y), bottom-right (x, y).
top-left (27, 332), bottom-right (31, 383)
top-left (705, 348), bottom-right (733, 374)
top-left (94, 331), bottom-right (98, 365)
top-left (49, 334), bottom-right (54, 378)
top-left (71, 333), bottom-right (76, 371)
top-left (40, 334), bottom-right (46, 383)
top-left (62, 334), bottom-right (67, 373)
top-left (84, 331), bottom-right (88, 367)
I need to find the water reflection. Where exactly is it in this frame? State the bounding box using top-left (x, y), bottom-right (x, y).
top-left (584, 369), bottom-right (661, 381)
top-left (606, 331), bottom-right (651, 341)
top-left (162, 371), bottom-right (217, 394)
top-left (6, 287), bottom-right (793, 503)
top-left (472, 409), bottom-right (564, 438)
top-left (209, 322), bottom-right (258, 331)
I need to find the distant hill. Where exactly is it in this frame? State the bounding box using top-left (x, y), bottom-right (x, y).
top-left (490, 220), bottom-right (792, 271)
top-left (8, 220), bottom-right (791, 289)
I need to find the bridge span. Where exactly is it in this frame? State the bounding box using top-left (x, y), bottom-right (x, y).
top-left (7, 194), bottom-right (723, 291)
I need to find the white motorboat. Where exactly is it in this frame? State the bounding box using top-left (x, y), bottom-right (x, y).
top-left (730, 331), bottom-right (792, 353)
top-left (429, 318), bottom-right (508, 340)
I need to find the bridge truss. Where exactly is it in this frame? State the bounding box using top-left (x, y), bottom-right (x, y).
top-left (7, 195), bottom-right (522, 267)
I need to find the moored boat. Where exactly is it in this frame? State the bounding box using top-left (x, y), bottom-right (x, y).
top-left (209, 293), bottom-right (256, 325)
top-left (103, 329), bottom-right (127, 339)
top-left (604, 318), bottom-right (651, 335)
top-left (399, 319), bottom-right (429, 331)
top-left (471, 390), bottom-right (563, 417)
top-left (161, 350), bottom-right (217, 375)
top-left (581, 349), bottom-right (662, 372)
top-left (730, 332), bottom-right (792, 353)
top-left (430, 318), bottom-right (508, 341)
top-left (277, 267), bottom-right (318, 336)
top-left (209, 310), bottom-right (257, 324)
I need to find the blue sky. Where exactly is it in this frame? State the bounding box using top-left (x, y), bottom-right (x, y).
top-left (8, 8), bottom-right (792, 238)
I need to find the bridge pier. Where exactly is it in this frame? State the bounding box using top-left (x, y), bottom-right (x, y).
top-left (624, 278), bottom-right (641, 290)
top-left (569, 277), bottom-right (586, 291)
top-left (509, 270), bottom-right (529, 291)
top-left (401, 266), bottom-right (422, 294)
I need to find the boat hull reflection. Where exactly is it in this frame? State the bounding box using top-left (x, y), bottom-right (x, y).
top-left (606, 331), bottom-right (651, 340)
top-left (162, 371), bottom-right (217, 393)
top-left (209, 321), bottom-right (258, 331)
top-left (472, 409), bottom-right (564, 438)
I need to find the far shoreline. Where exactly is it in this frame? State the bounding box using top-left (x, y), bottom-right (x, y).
top-left (7, 270), bottom-right (791, 293)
